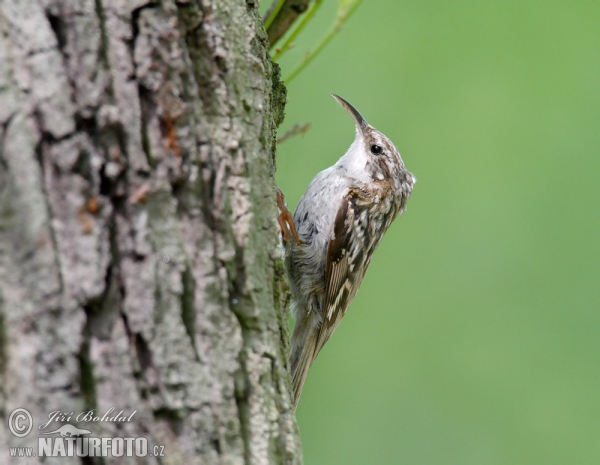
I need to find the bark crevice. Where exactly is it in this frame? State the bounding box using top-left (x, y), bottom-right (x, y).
top-left (0, 0), bottom-right (301, 462)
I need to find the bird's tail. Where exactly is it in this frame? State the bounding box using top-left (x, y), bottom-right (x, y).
top-left (290, 324), bottom-right (317, 410)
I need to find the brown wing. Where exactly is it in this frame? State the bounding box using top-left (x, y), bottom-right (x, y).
top-left (312, 189), bottom-right (371, 360)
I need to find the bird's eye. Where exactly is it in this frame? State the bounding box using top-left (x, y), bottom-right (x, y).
top-left (370, 145), bottom-right (383, 155)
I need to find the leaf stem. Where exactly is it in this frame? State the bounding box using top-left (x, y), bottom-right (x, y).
top-left (272, 0), bottom-right (323, 62)
top-left (264, 0), bottom-right (286, 31)
top-left (284, 0), bottom-right (364, 84)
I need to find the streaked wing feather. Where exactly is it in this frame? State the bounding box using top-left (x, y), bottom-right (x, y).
top-left (313, 190), bottom-right (368, 359)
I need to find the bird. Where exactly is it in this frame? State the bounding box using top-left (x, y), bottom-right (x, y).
top-left (284, 94), bottom-right (416, 409)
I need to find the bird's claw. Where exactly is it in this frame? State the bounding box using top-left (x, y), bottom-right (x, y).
top-left (276, 187), bottom-right (302, 246)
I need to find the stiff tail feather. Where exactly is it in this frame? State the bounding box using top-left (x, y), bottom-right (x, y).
top-left (291, 329), bottom-right (317, 409)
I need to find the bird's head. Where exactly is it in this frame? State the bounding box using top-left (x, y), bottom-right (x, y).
top-left (332, 94), bottom-right (415, 191)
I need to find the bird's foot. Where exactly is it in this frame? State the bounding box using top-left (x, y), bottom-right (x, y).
top-left (276, 187), bottom-right (302, 246)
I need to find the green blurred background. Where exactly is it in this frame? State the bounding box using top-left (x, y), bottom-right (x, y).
top-left (266, 1), bottom-right (600, 463)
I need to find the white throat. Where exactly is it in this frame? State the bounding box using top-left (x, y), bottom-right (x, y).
top-left (335, 134), bottom-right (372, 183)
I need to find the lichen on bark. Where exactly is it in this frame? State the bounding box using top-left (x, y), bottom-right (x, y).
top-left (0, 0), bottom-right (300, 463)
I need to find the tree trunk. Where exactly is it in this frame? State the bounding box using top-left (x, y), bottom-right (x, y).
top-left (0, 0), bottom-right (301, 463)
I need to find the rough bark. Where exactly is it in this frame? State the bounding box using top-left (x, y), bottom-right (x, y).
top-left (0, 0), bottom-right (301, 463)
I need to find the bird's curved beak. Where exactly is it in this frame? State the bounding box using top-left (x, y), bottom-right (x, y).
top-left (332, 94), bottom-right (368, 136)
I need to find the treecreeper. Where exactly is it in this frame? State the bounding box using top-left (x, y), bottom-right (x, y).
top-left (283, 94), bottom-right (416, 409)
